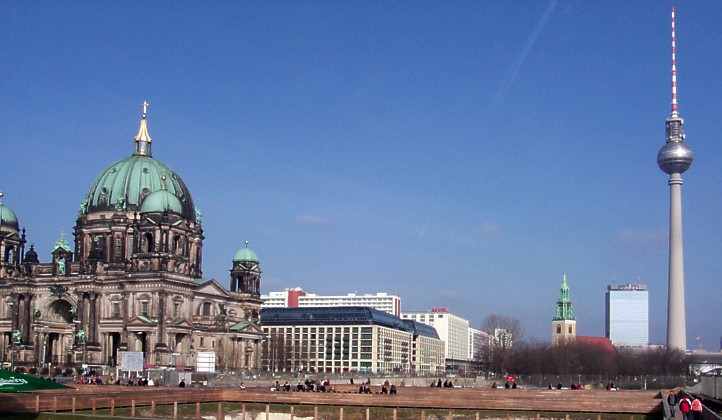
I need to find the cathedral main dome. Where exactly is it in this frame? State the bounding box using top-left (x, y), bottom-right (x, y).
top-left (80, 103), bottom-right (196, 221)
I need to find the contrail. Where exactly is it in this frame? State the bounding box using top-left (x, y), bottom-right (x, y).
top-left (491, 0), bottom-right (558, 108)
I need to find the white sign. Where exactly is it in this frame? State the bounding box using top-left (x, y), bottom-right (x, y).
top-left (196, 351), bottom-right (216, 373)
top-left (0, 377), bottom-right (28, 387)
top-left (119, 351), bottom-right (144, 372)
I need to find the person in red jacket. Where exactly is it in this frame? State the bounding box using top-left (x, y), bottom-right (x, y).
top-left (690, 398), bottom-right (703, 420)
top-left (679, 397), bottom-right (692, 420)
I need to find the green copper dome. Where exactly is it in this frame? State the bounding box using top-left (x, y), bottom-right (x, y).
top-left (83, 155), bottom-right (195, 220)
top-left (0, 202), bottom-right (19, 231)
top-left (140, 190), bottom-right (184, 215)
top-left (233, 242), bottom-right (259, 263)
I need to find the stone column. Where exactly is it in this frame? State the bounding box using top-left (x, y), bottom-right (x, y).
top-left (155, 291), bottom-right (167, 350)
top-left (89, 292), bottom-right (99, 346)
top-left (10, 294), bottom-right (19, 332)
top-left (119, 292), bottom-right (130, 351)
top-left (76, 292), bottom-right (85, 347)
top-left (24, 293), bottom-right (33, 345)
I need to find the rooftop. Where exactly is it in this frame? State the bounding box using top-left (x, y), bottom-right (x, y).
top-left (260, 306), bottom-right (438, 338)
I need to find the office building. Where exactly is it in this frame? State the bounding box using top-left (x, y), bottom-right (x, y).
top-left (468, 327), bottom-right (489, 361)
top-left (401, 308), bottom-right (470, 368)
top-left (605, 284), bottom-right (649, 347)
top-left (262, 289), bottom-right (401, 316)
top-left (260, 307), bottom-right (444, 374)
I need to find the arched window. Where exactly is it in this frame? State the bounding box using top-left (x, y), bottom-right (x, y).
top-left (172, 236), bottom-right (180, 253)
top-left (202, 302), bottom-right (212, 317)
top-left (143, 232), bottom-right (154, 253)
top-left (4, 246), bottom-right (15, 263)
top-left (92, 236), bottom-right (106, 259)
top-left (556, 325), bottom-right (561, 334)
top-left (113, 236), bottom-right (123, 259)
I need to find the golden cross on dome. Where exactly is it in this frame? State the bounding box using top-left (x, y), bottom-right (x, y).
top-left (142, 100), bottom-right (150, 117)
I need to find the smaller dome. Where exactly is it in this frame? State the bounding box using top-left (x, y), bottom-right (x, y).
top-left (233, 241), bottom-right (259, 263)
top-left (0, 202), bottom-right (19, 231)
top-left (140, 190), bottom-right (183, 215)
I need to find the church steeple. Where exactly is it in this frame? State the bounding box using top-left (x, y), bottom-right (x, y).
top-left (133, 100), bottom-right (153, 157)
top-left (554, 273), bottom-right (575, 321)
top-left (552, 273), bottom-right (577, 344)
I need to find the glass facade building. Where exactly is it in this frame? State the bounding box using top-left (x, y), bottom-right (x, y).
top-left (605, 284), bottom-right (649, 347)
top-left (260, 307), bottom-right (444, 374)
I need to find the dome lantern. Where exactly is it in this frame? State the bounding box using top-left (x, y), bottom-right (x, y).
top-left (134, 100), bottom-right (152, 157)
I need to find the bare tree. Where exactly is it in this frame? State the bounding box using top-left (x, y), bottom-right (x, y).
top-left (481, 314), bottom-right (524, 343)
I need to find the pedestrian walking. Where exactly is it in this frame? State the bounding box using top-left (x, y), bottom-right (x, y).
top-left (690, 398), bottom-right (703, 420)
top-left (667, 391), bottom-right (677, 418)
top-left (679, 397), bottom-right (692, 420)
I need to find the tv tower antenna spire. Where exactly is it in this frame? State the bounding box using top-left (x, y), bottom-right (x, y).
top-left (671, 6), bottom-right (679, 115)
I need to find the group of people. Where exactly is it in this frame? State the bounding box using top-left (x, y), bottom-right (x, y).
top-left (122, 376), bottom-right (155, 386)
top-left (668, 391), bottom-right (704, 420)
top-left (380, 379), bottom-right (397, 395)
top-left (74, 374), bottom-right (103, 385)
top-left (269, 378), bottom-right (334, 392)
top-left (492, 381), bottom-right (518, 389)
top-left (431, 378), bottom-right (455, 388)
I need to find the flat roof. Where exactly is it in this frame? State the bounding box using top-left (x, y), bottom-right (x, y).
top-left (260, 306), bottom-right (438, 339)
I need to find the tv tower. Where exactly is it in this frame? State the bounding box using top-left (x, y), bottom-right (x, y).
top-left (657, 7), bottom-right (693, 351)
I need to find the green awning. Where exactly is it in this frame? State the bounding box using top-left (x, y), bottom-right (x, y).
top-left (0, 370), bottom-right (67, 392)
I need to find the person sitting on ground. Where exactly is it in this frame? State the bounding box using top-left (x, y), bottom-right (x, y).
top-left (512, 382), bottom-right (517, 389)
top-left (147, 378), bottom-right (154, 387)
top-left (504, 382), bottom-right (510, 389)
top-left (556, 383), bottom-right (563, 390)
top-left (547, 384), bottom-right (552, 390)
top-left (390, 384), bottom-right (397, 395)
top-left (179, 379), bottom-right (186, 388)
top-left (381, 384), bottom-right (388, 394)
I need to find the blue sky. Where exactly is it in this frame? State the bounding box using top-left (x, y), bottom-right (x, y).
top-left (2, 1), bottom-right (721, 349)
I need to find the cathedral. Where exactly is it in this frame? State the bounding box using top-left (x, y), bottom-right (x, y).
top-left (0, 103), bottom-right (265, 372)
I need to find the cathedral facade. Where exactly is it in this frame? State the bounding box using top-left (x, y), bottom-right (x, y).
top-left (0, 104), bottom-right (265, 371)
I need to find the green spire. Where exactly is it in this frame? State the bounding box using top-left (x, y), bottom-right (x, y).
top-left (553, 273), bottom-right (575, 321)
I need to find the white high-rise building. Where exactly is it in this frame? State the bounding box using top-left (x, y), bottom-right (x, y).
top-left (605, 284), bottom-right (649, 347)
top-left (468, 327), bottom-right (489, 361)
top-left (401, 308), bottom-right (469, 363)
top-left (261, 288), bottom-right (401, 316)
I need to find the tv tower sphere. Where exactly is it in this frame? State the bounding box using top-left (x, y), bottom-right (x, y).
top-left (657, 133), bottom-right (694, 174)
